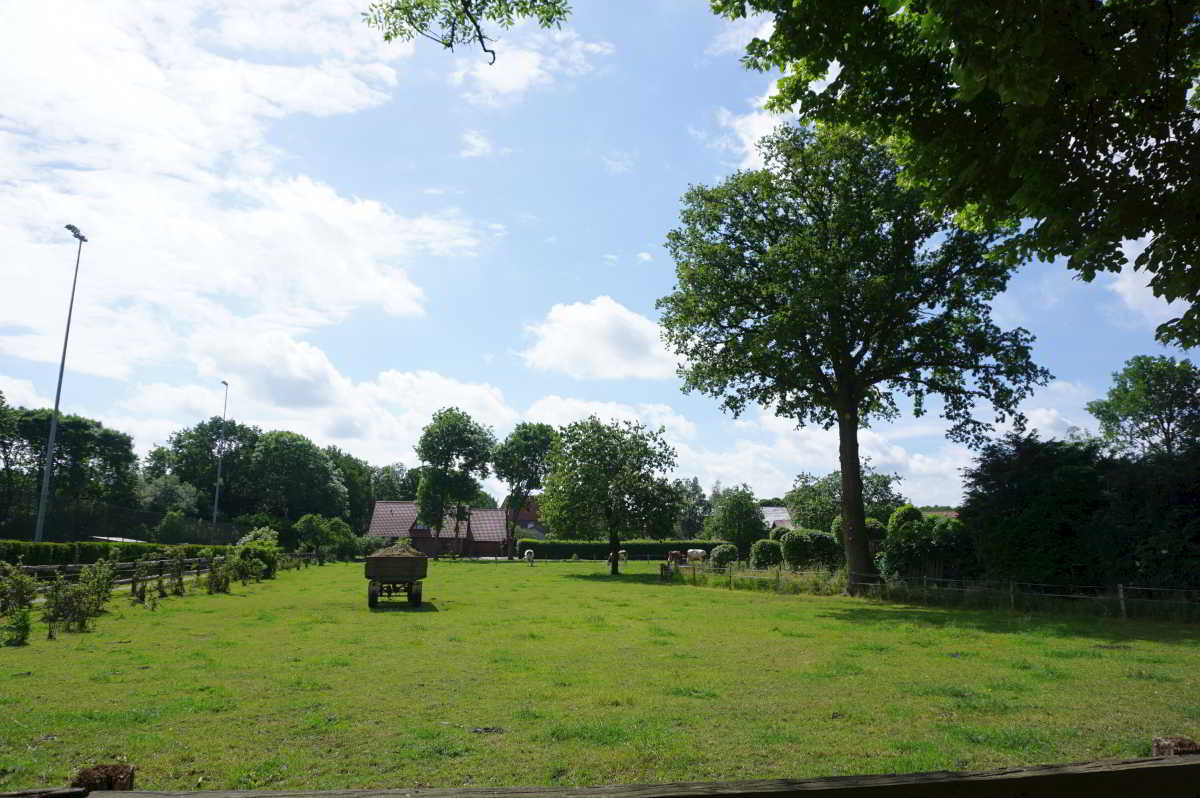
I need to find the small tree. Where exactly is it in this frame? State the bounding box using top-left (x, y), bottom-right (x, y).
top-left (416, 408), bottom-right (496, 544)
top-left (540, 416), bottom-right (677, 575)
top-left (704, 486), bottom-right (767, 558)
top-left (493, 422), bottom-right (556, 557)
top-left (293, 514), bottom-right (333, 564)
top-left (1086, 355), bottom-right (1200, 457)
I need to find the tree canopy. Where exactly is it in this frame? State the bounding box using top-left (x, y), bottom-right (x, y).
top-left (712, 0), bottom-right (1200, 346)
top-left (785, 467), bottom-right (907, 533)
top-left (493, 422), bottom-right (556, 549)
top-left (1086, 355), bottom-right (1200, 458)
top-left (415, 407), bottom-right (496, 535)
top-left (703, 484), bottom-right (766, 556)
top-left (657, 125), bottom-right (1049, 593)
top-left (364, 0), bottom-right (570, 63)
top-left (540, 416), bottom-right (677, 574)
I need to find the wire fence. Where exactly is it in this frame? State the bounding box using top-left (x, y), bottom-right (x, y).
top-left (670, 563), bottom-right (1200, 623)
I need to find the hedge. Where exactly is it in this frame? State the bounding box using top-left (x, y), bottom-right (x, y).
top-left (0, 540), bottom-right (233, 566)
top-left (515, 539), bottom-right (725, 560)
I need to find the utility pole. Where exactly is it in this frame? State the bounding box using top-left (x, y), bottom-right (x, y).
top-left (33, 225), bottom-right (88, 543)
top-left (211, 380), bottom-right (229, 524)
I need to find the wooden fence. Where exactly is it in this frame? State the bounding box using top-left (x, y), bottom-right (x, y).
top-left (17, 554), bottom-right (316, 593)
top-left (4, 754), bottom-right (1200, 798)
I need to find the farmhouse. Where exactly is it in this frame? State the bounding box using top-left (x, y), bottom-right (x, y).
top-left (366, 501), bottom-right (511, 557)
top-left (761, 506), bottom-right (793, 530)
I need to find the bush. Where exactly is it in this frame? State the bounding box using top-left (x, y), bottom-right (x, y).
top-left (78, 558), bottom-right (117, 617)
top-left (831, 516), bottom-right (887, 545)
top-left (0, 539), bottom-right (232, 567)
top-left (237, 527), bottom-right (279, 549)
top-left (750, 538), bottom-right (783, 569)
top-left (238, 544), bottom-right (278, 579)
top-left (3, 607), bottom-right (31, 646)
top-left (0, 560), bottom-right (38, 615)
top-left (768, 526), bottom-right (789, 541)
top-left (709, 543), bottom-right (738, 568)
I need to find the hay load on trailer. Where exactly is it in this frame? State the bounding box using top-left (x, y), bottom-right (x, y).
top-left (365, 543), bottom-right (428, 608)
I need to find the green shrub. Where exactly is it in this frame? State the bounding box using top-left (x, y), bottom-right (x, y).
top-left (41, 573), bottom-right (92, 637)
top-left (78, 558), bottom-right (117, 617)
top-left (0, 560), bottom-right (38, 615)
top-left (3, 608), bottom-right (31, 647)
top-left (750, 538), bottom-right (783, 569)
top-left (238, 544), bottom-right (278, 579)
top-left (709, 543), bottom-right (738, 568)
top-left (769, 526), bottom-right (789, 541)
top-left (0, 539), bottom-right (232, 567)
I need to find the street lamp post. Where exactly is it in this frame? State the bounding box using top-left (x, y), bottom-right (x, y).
top-left (33, 225), bottom-right (88, 543)
top-left (211, 380), bottom-right (229, 525)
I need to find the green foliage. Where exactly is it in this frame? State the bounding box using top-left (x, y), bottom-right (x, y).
top-left (1086, 355), bottom-right (1200, 457)
top-left (372, 462), bottom-right (415, 502)
top-left (658, 125), bottom-right (1049, 589)
top-left (749, 538), bottom-right (783, 569)
top-left (364, 0), bottom-right (569, 61)
top-left (768, 526), bottom-right (788, 541)
top-left (715, 0), bottom-right (1200, 346)
top-left (0, 539), bottom-right (230, 566)
top-left (672, 477), bottom-right (710, 538)
top-left (0, 560), bottom-right (38, 614)
top-left (781, 529), bottom-right (842, 571)
top-left (416, 407), bottom-right (497, 534)
top-left (541, 416), bottom-right (679, 569)
top-left (78, 558), bottom-right (117, 617)
top-left (154, 509), bottom-right (190, 543)
top-left (3, 607), bottom-right (30, 646)
top-left (787, 468), bottom-right (908, 533)
top-left (704, 485), bottom-right (766, 556)
top-left (494, 422), bottom-right (556, 539)
top-left (888, 505), bottom-right (925, 536)
top-left (138, 473), bottom-right (201, 516)
top-left (252, 431), bottom-right (348, 523)
top-left (709, 543), bottom-right (738, 568)
top-left (516, 539), bottom-right (719, 561)
top-left (41, 573), bottom-right (95, 636)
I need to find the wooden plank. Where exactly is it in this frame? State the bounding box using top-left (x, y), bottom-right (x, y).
top-left (0, 788), bottom-right (89, 798)
top-left (91, 755), bottom-right (1200, 798)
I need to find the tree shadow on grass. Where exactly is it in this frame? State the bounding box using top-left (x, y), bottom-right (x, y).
top-left (369, 602), bottom-right (440, 613)
top-left (562, 572), bottom-right (681, 587)
top-left (813, 604), bottom-right (1200, 646)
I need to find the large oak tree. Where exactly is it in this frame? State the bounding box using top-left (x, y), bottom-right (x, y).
top-left (657, 125), bottom-right (1050, 594)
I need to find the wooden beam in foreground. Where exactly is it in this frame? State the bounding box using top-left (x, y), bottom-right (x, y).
top-left (81, 754), bottom-right (1200, 798)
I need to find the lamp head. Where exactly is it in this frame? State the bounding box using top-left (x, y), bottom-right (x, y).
top-left (64, 224), bottom-right (87, 242)
top-left (221, 380), bottom-right (229, 386)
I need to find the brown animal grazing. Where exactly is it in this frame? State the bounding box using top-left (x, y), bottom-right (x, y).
top-left (71, 763), bottom-right (136, 790)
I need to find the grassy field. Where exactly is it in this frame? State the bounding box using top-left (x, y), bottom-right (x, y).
top-left (2, 560), bottom-right (1198, 790)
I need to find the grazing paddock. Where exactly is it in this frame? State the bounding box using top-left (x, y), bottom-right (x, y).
top-left (1, 560), bottom-right (1197, 791)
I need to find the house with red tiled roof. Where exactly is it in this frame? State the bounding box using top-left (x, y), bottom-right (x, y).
top-left (367, 501), bottom-right (512, 557)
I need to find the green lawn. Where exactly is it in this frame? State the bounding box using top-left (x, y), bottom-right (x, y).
top-left (2, 560), bottom-right (1198, 790)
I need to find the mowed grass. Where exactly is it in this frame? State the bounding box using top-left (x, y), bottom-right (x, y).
top-left (2, 560), bottom-right (1199, 790)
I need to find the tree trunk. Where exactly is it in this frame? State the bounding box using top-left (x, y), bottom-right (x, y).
top-left (837, 404), bottom-right (874, 596)
top-left (608, 515), bottom-right (620, 576)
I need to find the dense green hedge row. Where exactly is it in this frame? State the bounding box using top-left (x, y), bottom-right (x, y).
top-left (0, 539), bottom-right (233, 566)
top-left (515, 539), bottom-right (724, 560)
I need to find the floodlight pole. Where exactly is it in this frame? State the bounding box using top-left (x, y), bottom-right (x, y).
top-left (33, 226), bottom-right (88, 543)
top-left (211, 380), bottom-right (229, 525)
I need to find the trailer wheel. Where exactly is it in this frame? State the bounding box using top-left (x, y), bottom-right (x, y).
top-left (368, 581), bottom-right (380, 608)
top-left (409, 583), bottom-right (422, 607)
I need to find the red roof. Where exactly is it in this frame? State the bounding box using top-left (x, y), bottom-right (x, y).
top-left (367, 501), bottom-right (510, 541)
top-left (368, 501), bottom-right (418, 537)
top-left (512, 496), bottom-right (540, 523)
top-left (470, 508), bottom-right (507, 542)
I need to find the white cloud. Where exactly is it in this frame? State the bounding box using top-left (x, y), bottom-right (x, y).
top-left (713, 79), bottom-right (794, 169)
top-left (0, 375), bottom-right (52, 410)
top-left (603, 254), bottom-right (619, 263)
top-left (706, 14), bottom-right (774, 56)
top-left (0, 0), bottom-right (482, 382)
top-left (450, 29), bottom-right (614, 107)
top-left (1104, 238), bottom-right (1188, 329)
top-left (602, 151), bottom-right (633, 174)
top-left (525, 396), bottom-right (697, 441)
top-left (459, 129), bottom-right (510, 158)
top-left (520, 296), bottom-right (676, 380)
top-left (637, 252), bottom-right (653, 262)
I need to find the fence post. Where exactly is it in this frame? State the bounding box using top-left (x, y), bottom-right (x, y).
top-left (729, 565), bottom-right (733, 590)
top-left (1118, 583), bottom-right (1127, 620)
top-left (1010, 581), bottom-right (1015, 611)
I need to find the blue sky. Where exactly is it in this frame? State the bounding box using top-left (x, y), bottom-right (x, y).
top-left (0, 1), bottom-right (1188, 506)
